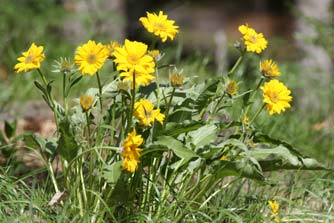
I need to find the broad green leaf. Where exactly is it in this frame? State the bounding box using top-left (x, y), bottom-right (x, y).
top-left (253, 132), bottom-right (303, 156)
top-left (103, 161), bottom-right (123, 184)
top-left (4, 120), bottom-right (16, 139)
top-left (187, 123), bottom-right (218, 148)
top-left (0, 131), bottom-right (7, 145)
top-left (217, 138), bottom-right (248, 152)
top-left (23, 133), bottom-right (46, 151)
top-left (155, 136), bottom-right (197, 160)
top-left (249, 145), bottom-right (328, 171)
top-left (57, 119), bottom-right (79, 161)
top-left (194, 79), bottom-right (219, 112)
top-left (163, 121), bottom-right (204, 137)
top-left (216, 160), bottom-right (265, 181)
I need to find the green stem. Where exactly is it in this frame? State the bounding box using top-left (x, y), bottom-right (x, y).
top-left (155, 67), bottom-right (161, 109)
top-left (244, 78), bottom-right (264, 117)
top-left (96, 72), bottom-right (103, 111)
top-left (85, 111), bottom-right (91, 145)
top-left (37, 68), bottom-right (48, 86)
top-left (249, 103), bottom-right (265, 125)
top-left (207, 91), bottom-right (226, 122)
top-left (163, 87), bottom-right (175, 127)
top-left (128, 72), bottom-right (136, 133)
top-left (37, 69), bottom-right (59, 130)
top-left (48, 160), bottom-right (59, 193)
top-left (227, 50), bottom-right (245, 78)
top-left (62, 72), bottom-right (68, 115)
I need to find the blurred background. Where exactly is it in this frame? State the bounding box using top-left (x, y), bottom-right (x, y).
top-left (0, 0), bottom-right (333, 164)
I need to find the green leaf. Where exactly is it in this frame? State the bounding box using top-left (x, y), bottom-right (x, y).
top-left (216, 160), bottom-right (265, 181)
top-left (163, 121), bottom-right (204, 137)
top-left (217, 138), bottom-right (248, 152)
top-left (57, 119), bottom-right (79, 161)
top-left (23, 133), bottom-right (46, 150)
top-left (249, 145), bottom-right (328, 171)
top-left (103, 161), bottom-right (123, 184)
top-left (194, 79), bottom-right (219, 113)
top-left (154, 136), bottom-right (197, 160)
top-left (45, 137), bottom-right (58, 160)
top-left (0, 131), bottom-right (7, 145)
top-left (187, 123), bottom-right (218, 148)
top-left (4, 120), bottom-right (16, 139)
top-left (34, 80), bottom-right (47, 96)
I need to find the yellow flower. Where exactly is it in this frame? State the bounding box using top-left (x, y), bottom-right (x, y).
top-left (261, 60), bottom-right (281, 78)
top-left (268, 200), bottom-right (280, 222)
top-left (105, 40), bottom-right (120, 58)
top-left (226, 80), bottom-right (238, 96)
top-left (134, 99), bottom-right (165, 126)
top-left (169, 73), bottom-right (184, 87)
top-left (139, 11), bottom-right (179, 42)
top-left (260, 80), bottom-right (292, 115)
top-left (243, 116), bottom-right (249, 123)
top-left (121, 129), bottom-right (143, 173)
top-left (74, 40), bottom-right (109, 76)
top-left (148, 50), bottom-right (160, 58)
top-left (238, 24), bottom-right (268, 54)
top-left (80, 95), bottom-right (94, 111)
top-left (120, 70), bottom-right (155, 88)
top-left (220, 155), bottom-right (228, 161)
top-left (14, 43), bottom-right (45, 73)
top-left (113, 39), bottom-right (155, 87)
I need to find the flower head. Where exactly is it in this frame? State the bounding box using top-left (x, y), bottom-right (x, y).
top-left (238, 24), bottom-right (268, 54)
top-left (260, 80), bottom-right (292, 115)
top-left (148, 50), bottom-right (160, 58)
top-left (121, 129), bottom-right (143, 173)
top-left (261, 59), bottom-right (281, 78)
top-left (220, 155), bottom-right (228, 161)
top-left (226, 80), bottom-right (238, 96)
top-left (268, 200), bottom-right (280, 222)
top-left (169, 73), bottom-right (184, 88)
top-left (140, 11), bottom-right (179, 42)
top-left (120, 71), bottom-right (155, 88)
top-left (113, 39), bottom-right (155, 88)
top-left (14, 43), bottom-right (45, 73)
top-left (52, 57), bottom-right (74, 74)
top-left (74, 40), bottom-right (109, 76)
top-left (243, 116), bottom-right (249, 123)
top-left (105, 40), bottom-right (120, 58)
top-left (134, 99), bottom-right (165, 126)
top-left (80, 95), bottom-right (94, 111)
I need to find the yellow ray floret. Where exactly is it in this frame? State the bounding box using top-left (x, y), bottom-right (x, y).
top-left (140, 11), bottom-right (179, 42)
top-left (261, 59), bottom-right (281, 78)
top-left (238, 24), bottom-right (268, 54)
top-left (226, 80), bottom-right (238, 96)
top-left (80, 95), bottom-right (94, 112)
top-left (120, 129), bottom-right (143, 173)
top-left (14, 43), bottom-right (45, 73)
top-left (113, 39), bottom-right (155, 87)
top-left (74, 40), bottom-right (109, 76)
top-left (260, 80), bottom-right (292, 115)
top-left (134, 99), bottom-right (165, 126)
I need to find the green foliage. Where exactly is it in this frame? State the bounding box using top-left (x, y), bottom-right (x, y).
top-left (0, 4), bottom-right (333, 223)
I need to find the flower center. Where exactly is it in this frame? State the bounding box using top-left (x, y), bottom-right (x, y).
top-left (269, 92), bottom-right (279, 103)
top-left (249, 35), bottom-right (258, 43)
top-left (25, 54), bottom-right (34, 63)
top-left (87, 53), bottom-right (97, 64)
top-left (145, 110), bottom-right (152, 119)
top-left (127, 55), bottom-right (140, 65)
top-left (264, 65), bottom-right (273, 74)
top-left (154, 22), bottom-right (166, 30)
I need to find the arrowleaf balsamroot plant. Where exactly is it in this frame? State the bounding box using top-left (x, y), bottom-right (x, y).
top-left (8, 10), bottom-right (330, 222)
